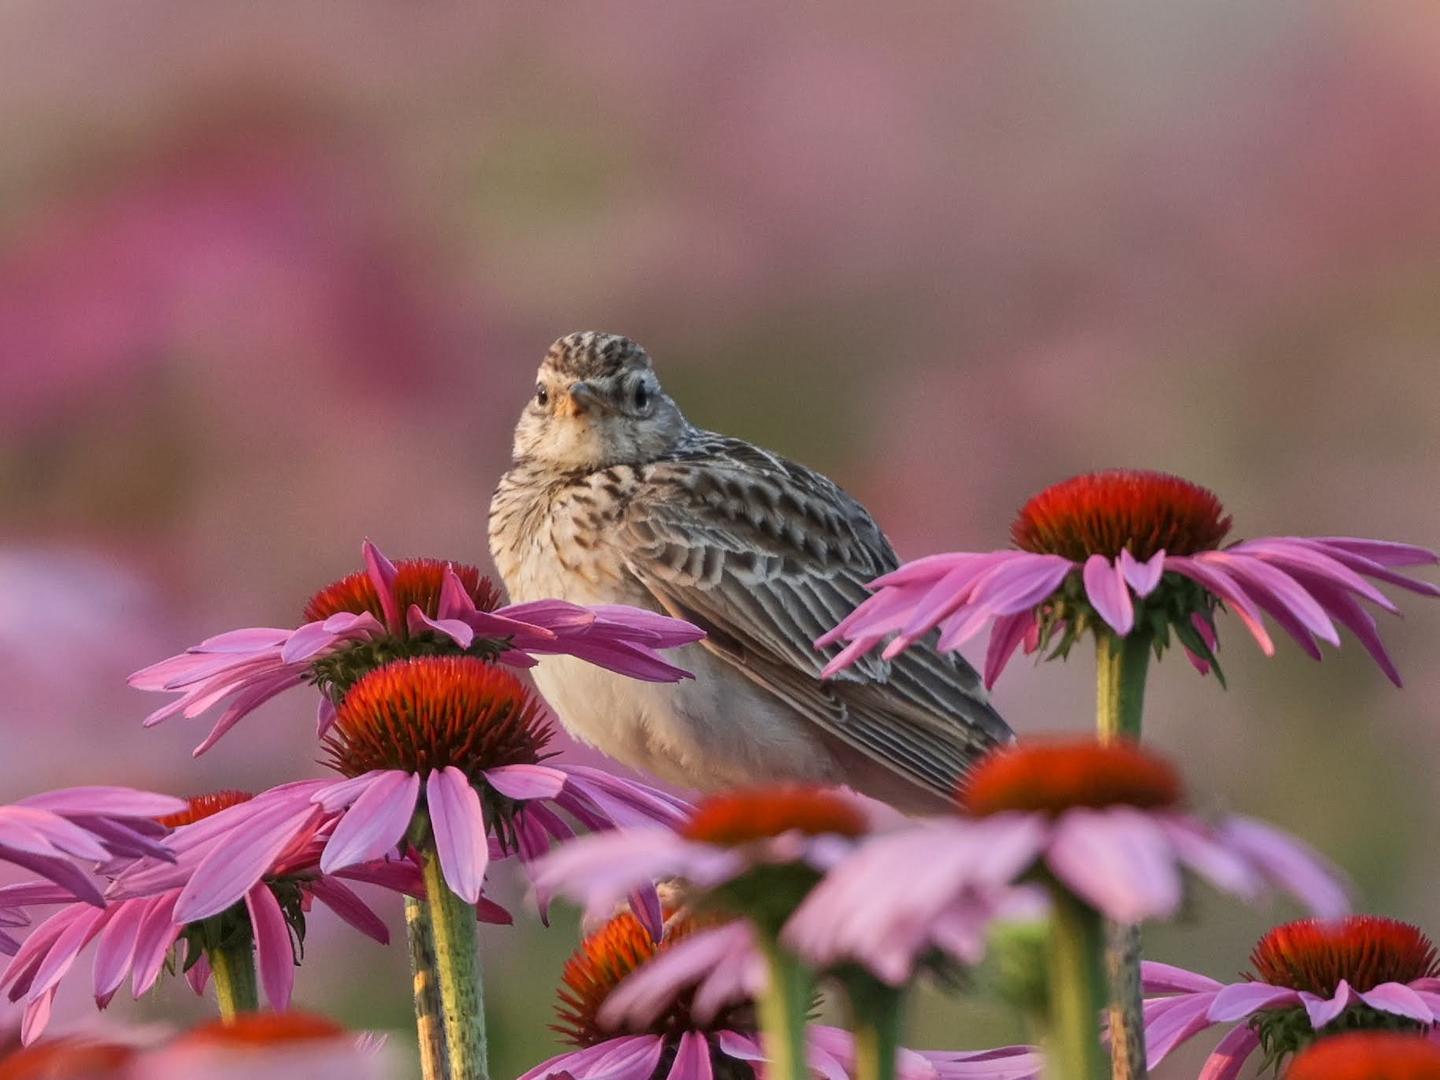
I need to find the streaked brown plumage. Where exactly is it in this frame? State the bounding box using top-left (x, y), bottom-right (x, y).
top-left (489, 331), bottom-right (1011, 810)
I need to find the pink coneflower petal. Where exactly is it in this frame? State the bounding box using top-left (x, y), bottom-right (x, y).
top-left (931, 557), bottom-right (1073, 651)
top-left (485, 764), bottom-right (567, 801)
top-left (1142, 993), bottom-right (1220, 1070)
top-left (129, 892), bottom-right (182, 997)
top-left (192, 672), bottom-right (307, 757)
top-left (1206, 982), bottom-right (1301, 1022)
top-left (1302, 980), bottom-right (1356, 1029)
top-left (185, 952), bottom-right (211, 996)
top-left (426, 767), bottom-right (490, 904)
top-left (15, 788), bottom-right (186, 819)
top-left (279, 622), bottom-right (341, 664)
top-left (1046, 808), bottom-right (1182, 922)
top-left (1156, 818), bottom-right (1262, 900)
top-left (175, 800), bottom-right (323, 923)
top-left (1199, 1024), bottom-right (1260, 1080)
top-left (407, 607), bottom-right (475, 649)
top-left (92, 899), bottom-right (147, 1004)
top-left (245, 882), bottom-right (294, 1010)
top-left (1283, 572), bottom-right (1403, 685)
top-left (0, 850), bottom-right (103, 907)
top-left (308, 879), bottom-right (390, 945)
top-left (599, 923), bottom-right (750, 1031)
top-left (1120, 549), bottom-right (1166, 597)
top-left (29, 906), bottom-right (107, 998)
top-left (20, 988), bottom-right (54, 1046)
top-left (1081, 554), bottom-right (1133, 635)
top-left (1357, 982), bottom-right (1434, 1024)
top-left (1216, 817), bottom-right (1350, 919)
top-left (1236, 540), bottom-right (1398, 612)
top-left (984, 612), bottom-right (1035, 689)
top-left (361, 540), bottom-right (402, 632)
top-left (1164, 558), bottom-right (1275, 655)
top-left (1207, 554), bottom-right (1339, 647)
top-left (1141, 961), bottom-right (1223, 994)
top-left (1312, 537), bottom-right (1440, 568)
top-left (318, 772), bottom-right (420, 876)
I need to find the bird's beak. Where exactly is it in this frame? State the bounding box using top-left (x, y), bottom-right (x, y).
top-left (560, 381), bottom-right (605, 417)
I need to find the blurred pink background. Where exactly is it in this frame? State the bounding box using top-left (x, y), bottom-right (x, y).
top-left (2, 4), bottom-right (1438, 1075)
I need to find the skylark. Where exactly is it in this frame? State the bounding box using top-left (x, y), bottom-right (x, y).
top-left (489, 332), bottom-right (1012, 810)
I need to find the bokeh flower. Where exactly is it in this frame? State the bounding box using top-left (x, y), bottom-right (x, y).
top-left (0, 1036), bottom-right (139, 1080)
top-left (130, 540), bottom-right (704, 754)
top-left (520, 907), bottom-right (1043, 1080)
top-left (306, 656), bottom-right (685, 929)
top-left (819, 469), bottom-right (1438, 687)
top-left (1141, 915), bottom-right (1440, 1074)
top-left (0, 790), bottom-right (420, 1045)
top-left (783, 739), bottom-right (1350, 985)
top-left (138, 1011), bottom-right (397, 1080)
top-left (0, 787), bottom-right (184, 910)
top-left (1286, 1031), bottom-right (1440, 1080)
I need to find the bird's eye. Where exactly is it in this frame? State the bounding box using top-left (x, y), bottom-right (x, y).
top-left (633, 383), bottom-right (650, 410)
top-left (535, 384), bottom-right (549, 407)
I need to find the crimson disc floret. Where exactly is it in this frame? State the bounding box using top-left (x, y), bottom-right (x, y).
top-left (157, 790), bottom-right (254, 829)
top-left (1249, 916), bottom-right (1440, 997)
top-left (304, 558), bottom-right (502, 625)
top-left (961, 739), bottom-right (1183, 817)
top-left (682, 787), bottom-right (868, 846)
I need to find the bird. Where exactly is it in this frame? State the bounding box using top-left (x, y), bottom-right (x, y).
top-left (489, 331), bottom-right (1012, 812)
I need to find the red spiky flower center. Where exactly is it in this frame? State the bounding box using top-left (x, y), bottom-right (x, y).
top-left (157, 790), bottom-right (254, 828)
top-left (1287, 1031), bottom-right (1440, 1080)
top-left (682, 787), bottom-right (868, 845)
top-left (1249, 916), bottom-right (1440, 996)
top-left (961, 739), bottom-right (1182, 817)
top-left (303, 558), bottom-right (501, 624)
top-left (174, 1010), bottom-right (347, 1047)
top-left (0, 1038), bottom-right (136, 1079)
top-left (1011, 469), bottom-right (1232, 562)
top-left (321, 656), bottom-right (553, 779)
top-left (554, 910), bottom-right (742, 1046)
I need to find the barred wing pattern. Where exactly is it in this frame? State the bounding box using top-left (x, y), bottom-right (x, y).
top-left (620, 434), bottom-right (1012, 799)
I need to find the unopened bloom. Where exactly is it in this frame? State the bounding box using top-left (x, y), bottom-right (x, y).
top-left (819, 469), bottom-right (1438, 687)
top-left (1142, 915), bottom-right (1440, 1074)
top-left (0, 787), bottom-right (184, 910)
top-left (0, 790), bottom-right (419, 1044)
top-left (131, 540), bottom-right (703, 754)
top-left (535, 785), bottom-right (870, 937)
top-left (1286, 1031), bottom-right (1440, 1080)
top-left (783, 740), bottom-right (1350, 984)
top-left (521, 908), bottom-right (1042, 1080)
top-left (306, 656), bottom-right (686, 927)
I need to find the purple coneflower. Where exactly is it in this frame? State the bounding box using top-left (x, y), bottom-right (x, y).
top-left (0, 790), bottom-right (424, 1044)
top-left (1142, 915), bottom-right (1440, 1076)
top-left (0, 787), bottom-right (184, 910)
top-left (130, 540), bottom-right (703, 754)
top-left (819, 469), bottom-right (1437, 687)
top-left (521, 907), bottom-right (1043, 1080)
top-left (784, 740), bottom-right (1348, 984)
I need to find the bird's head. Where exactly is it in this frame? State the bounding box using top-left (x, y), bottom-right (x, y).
top-left (512, 331), bottom-right (688, 469)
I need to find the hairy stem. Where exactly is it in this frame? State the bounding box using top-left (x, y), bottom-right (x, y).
top-left (405, 895), bottom-right (450, 1080)
top-left (421, 849), bottom-right (487, 1080)
top-left (208, 938), bottom-right (259, 1022)
top-left (1095, 629), bottom-right (1152, 1080)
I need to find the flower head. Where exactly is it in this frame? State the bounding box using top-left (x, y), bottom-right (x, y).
top-left (523, 909), bottom-right (1042, 1080)
top-left (0, 785), bottom-right (420, 1045)
top-left (819, 469), bottom-right (1438, 688)
top-left (535, 786), bottom-right (869, 938)
top-left (0, 1037), bottom-right (137, 1079)
top-left (783, 740), bottom-right (1350, 985)
top-left (130, 540), bottom-right (704, 755)
top-left (1141, 915), bottom-right (1440, 1074)
top-left (1286, 1032), bottom-right (1440, 1080)
top-left (139, 1010), bottom-right (395, 1080)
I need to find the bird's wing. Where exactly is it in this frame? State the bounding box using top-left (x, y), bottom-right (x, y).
top-left (617, 437), bottom-right (1012, 799)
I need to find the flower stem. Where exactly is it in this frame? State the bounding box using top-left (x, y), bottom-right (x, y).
top-left (208, 938), bottom-right (259, 1022)
top-left (844, 972), bottom-right (904, 1080)
top-left (405, 895), bottom-right (450, 1080)
top-left (755, 935), bottom-right (812, 1080)
top-left (1044, 887), bottom-right (1109, 1080)
top-left (420, 848), bottom-right (488, 1080)
top-left (1094, 629), bottom-right (1151, 1080)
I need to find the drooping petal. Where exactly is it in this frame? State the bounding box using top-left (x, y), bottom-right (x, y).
top-left (426, 767), bottom-right (490, 905)
top-left (19, 988), bottom-right (55, 1046)
top-left (1216, 816), bottom-right (1350, 918)
top-left (667, 1030), bottom-right (715, 1080)
top-left (175, 800), bottom-right (323, 922)
top-left (407, 606), bottom-right (475, 648)
top-left (127, 892), bottom-right (182, 998)
top-left (1046, 808), bottom-right (1181, 922)
top-left (1310, 537), bottom-right (1439, 569)
top-left (245, 883), bottom-right (294, 1011)
top-left (1197, 1024), bottom-right (1260, 1080)
top-left (1142, 992), bottom-right (1220, 1069)
top-left (1082, 554), bottom-right (1134, 635)
top-left (191, 671), bottom-right (307, 756)
top-left (1301, 980), bottom-right (1355, 1029)
top-left (319, 772), bottom-right (421, 876)
top-left (984, 612), bottom-right (1035, 689)
top-left (1206, 981), bottom-right (1300, 1021)
top-left (1120, 549), bottom-right (1166, 597)
top-left (1141, 961), bottom-right (1224, 994)
top-left (483, 764), bottom-right (567, 802)
top-left (308, 879), bottom-right (390, 945)
top-left (92, 899), bottom-right (148, 1005)
top-left (1164, 557), bottom-right (1275, 655)
top-left (1358, 981), bottom-right (1435, 1024)
top-left (15, 788), bottom-right (187, 819)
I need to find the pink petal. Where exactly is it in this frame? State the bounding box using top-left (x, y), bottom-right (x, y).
top-left (408, 606), bottom-right (475, 648)
top-left (308, 879), bottom-right (389, 945)
top-left (1206, 981), bottom-right (1300, 1021)
top-left (1197, 1024), bottom-right (1260, 1080)
top-left (984, 612), bottom-right (1035, 689)
top-left (437, 566), bottom-right (479, 620)
top-left (1234, 540), bottom-right (1398, 612)
top-left (279, 621), bottom-right (342, 664)
top-left (19, 988), bottom-right (55, 1046)
top-left (245, 884), bottom-right (294, 1011)
top-left (484, 764), bottom-right (567, 802)
top-left (1301, 980), bottom-right (1355, 1029)
top-left (175, 800), bottom-right (321, 922)
top-left (362, 540), bottom-right (402, 633)
top-left (1282, 570), bottom-right (1404, 685)
top-left (92, 899), bottom-right (148, 1004)
top-left (1047, 808), bottom-right (1181, 922)
top-left (426, 767), bottom-right (490, 905)
top-left (1205, 552), bottom-right (1340, 646)
top-left (667, 1030), bottom-right (714, 1080)
top-left (1217, 816), bottom-right (1350, 918)
top-left (1310, 536), bottom-right (1439, 568)
top-left (191, 672), bottom-right (306, 756)
top-left (1143, 992), bottom-right (1220, 1069)
top-left (185, 952), bottom-right (211, 996)
top-left (1120, 549), bottom-right (1166, 597)
top-left (1082, 554), bottom-right (1134, 635)
top-left (16, 788), bottom-right (187, 819)
top-left (1358, 981), bottom-right (1434, 1023)
top-left (128, 892), bottom-right (182, 997)
top-left (319, 772), bottom-right (421, 875)
top-left (28, 905), bottom-right (109, 998)
top-left (1165, 558), bottom-right (1275, 655)
top-left (1141, 961), bottom-right (1224, 994)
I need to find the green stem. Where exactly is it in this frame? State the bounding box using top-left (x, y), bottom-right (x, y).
top-left (1094, 630), bottom-right (1152, 1080)
top-left (755, 935), bottom-right (812, 1080)
top-left (1044, 888), bottom-right (1108, 1080)
top-left (845, 973), bottom-right (904, 1080)
top-left (208, 938), bottom-right (259, 1022)
top-left (421, 847), bottom-right (487, 1080)
top-left (1095, 630), bottom-right (1151, 743)
top-left (405, 895), bottom-right (450, 1080)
